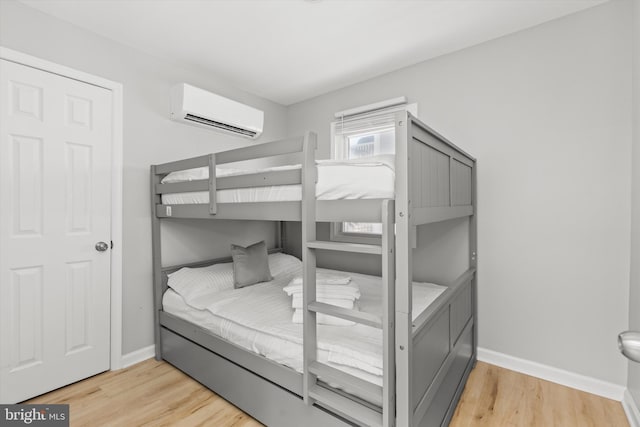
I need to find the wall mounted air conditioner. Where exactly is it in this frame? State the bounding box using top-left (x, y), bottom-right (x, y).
top-left (170, 83), bottom-right (264, 139)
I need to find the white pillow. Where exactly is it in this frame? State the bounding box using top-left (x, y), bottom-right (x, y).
top-left (167, 253), bottom-right (301, 304)
top-left (268, 252), bottom-right (302, 277)
top-left (167, 262), bottom-right (234, 304)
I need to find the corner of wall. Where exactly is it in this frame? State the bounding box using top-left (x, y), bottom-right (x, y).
top-left (121, 345), bottom-right (156, 369)
top-left (628, 0), bottom-right (640, 414)
top-left (624, 388), bottom-right (640, 427)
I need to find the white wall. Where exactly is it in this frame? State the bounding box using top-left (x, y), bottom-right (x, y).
top-left (287, 1), bottom-right (632, 386)
top-left (628, 0), bottom-right (640, 408)
top-left (0, 0), bottom-right (287, 354)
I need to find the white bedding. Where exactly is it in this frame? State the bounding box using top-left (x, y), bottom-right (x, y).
top-left (160, 155), bottom-right (395, 204)
top-left (162, 265), bottom-right (446, 403)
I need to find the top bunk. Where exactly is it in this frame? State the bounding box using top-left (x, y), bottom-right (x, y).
top-left (150, 111), bottom-right (475, 225)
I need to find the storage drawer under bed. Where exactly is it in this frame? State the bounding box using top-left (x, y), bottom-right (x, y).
top-left (161, 327), bottom-right (353, 427)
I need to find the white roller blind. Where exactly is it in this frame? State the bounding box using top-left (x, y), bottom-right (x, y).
top-left (333, 103), bottom-right (417, 135)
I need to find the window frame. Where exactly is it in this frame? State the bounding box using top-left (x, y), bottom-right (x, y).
top-left (329, 102), bottom-right (417, 244)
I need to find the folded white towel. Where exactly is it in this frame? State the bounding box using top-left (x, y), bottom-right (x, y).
top-left (291, 296), bottom-right (354, 310)
top-left (283, 282), bottom-right (361, 300)
top-left (287, 271), bottom-right (351, 287)
top-left (291, 309), bottom-right (356, 326)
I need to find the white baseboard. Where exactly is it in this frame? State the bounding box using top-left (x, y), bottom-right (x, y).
top-left (477, 347), bottom-right (625, 401)
top-left (120, 345), bottom-right (155, 369)
top-left (624, 389), bottom-right (640, 427)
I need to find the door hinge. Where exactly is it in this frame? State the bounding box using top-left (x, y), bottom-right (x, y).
top-left (110, 241), bottom-right (114, 249)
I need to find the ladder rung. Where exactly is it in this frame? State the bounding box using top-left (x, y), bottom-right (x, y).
top-left (308, 302), bottom-right (382, 329)
top-left (309, 384), bottom-right (382, 427)
top-left (309, 361), bottom-right (382, 404)
top-left (306, 240), bottom-right (382, 255)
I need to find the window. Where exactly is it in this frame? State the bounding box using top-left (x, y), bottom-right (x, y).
top-left (339, 128), bottom-right (395, 160)
top-left (330, 101), bottom-right (417, 243)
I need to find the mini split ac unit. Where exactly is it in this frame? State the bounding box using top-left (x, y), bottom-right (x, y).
top-left (170, 83), bottom-right (264, 139)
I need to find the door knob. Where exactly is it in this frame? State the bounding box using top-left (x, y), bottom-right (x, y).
top-left (95, 241), bottom-right (109, 252)
top-left (618, 331), bottom-right (640, 363)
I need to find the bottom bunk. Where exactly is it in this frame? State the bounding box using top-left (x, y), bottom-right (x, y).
top-left (156, 252), bottom-right (476, 427)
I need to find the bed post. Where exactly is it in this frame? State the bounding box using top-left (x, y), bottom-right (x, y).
top-left (394, 111), bottom-right (414, 427)
top-left (382, 200), bottom-right (396, 427)
top-left (276, 221), bottom-right (284, 250)
top-left (301, 131), bottom-right (318, 404)
top-left (151, 165), bottom-right (163, 360)
top-left (470, 160), bottom-right (478, 360)
top-left (207, 153), bottom-right (217, 215)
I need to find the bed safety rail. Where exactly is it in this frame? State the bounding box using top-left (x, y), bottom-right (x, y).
top-left (152, 133), bottom-right (315, 217)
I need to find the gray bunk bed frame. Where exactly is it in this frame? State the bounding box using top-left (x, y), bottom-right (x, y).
top-left (150, 111), bottom-right (477, 427)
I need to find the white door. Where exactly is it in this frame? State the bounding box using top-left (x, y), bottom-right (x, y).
top-left (0, 59), bottom-right (112, 403)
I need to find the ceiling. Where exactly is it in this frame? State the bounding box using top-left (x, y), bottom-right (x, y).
top-left (20, 0), bottom-right (608, 106)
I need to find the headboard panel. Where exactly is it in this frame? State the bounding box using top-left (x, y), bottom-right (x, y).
top-left (412, 142), bottom-right (451, 208)
top-left (401, 113), bottom-right (475, 226)
top-left (451, 159), bottom-right (472, 206)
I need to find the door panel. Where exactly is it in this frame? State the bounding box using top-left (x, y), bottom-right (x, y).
top-left (0, 59), bottom-right (112, 403)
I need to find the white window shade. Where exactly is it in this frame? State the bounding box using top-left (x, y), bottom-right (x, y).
top-left (333, 103), bottom-right (417, 134)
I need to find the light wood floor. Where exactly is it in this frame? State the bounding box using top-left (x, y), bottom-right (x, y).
top-left (449, 362), bottom-right (628, 427)
top-left (27, 359), bottom-right (629, 427)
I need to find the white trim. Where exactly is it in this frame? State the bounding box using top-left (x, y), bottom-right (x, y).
top-left (0, 47), bottom-right (125, 370)
top-left (0, 47), bottom-right (122, 91)
top-left (624, 389), bottom-right (640, 427)
top-left (334, 96), bottom-right (407, 119)
top-left (109, 78), bottom-right (124, 370)
top-left (477, 347), bottom-right (626, 401)
top-left (121, 345), bottom-right (156, 369)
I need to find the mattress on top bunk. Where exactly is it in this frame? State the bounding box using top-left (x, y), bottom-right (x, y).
top-left (162, 253), bottom-right (446, 405)
top-left (160, 155), bottom-right (395, 204)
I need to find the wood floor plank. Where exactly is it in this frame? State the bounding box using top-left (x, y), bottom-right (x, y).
top-left (27, 359), bottom-right (264, 427)
top-left (26, 359), bottom-right (628, 426)
top-left (449, 361), bottom-right (629, 427)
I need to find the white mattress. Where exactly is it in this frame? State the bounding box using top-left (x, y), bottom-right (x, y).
top-left (160, 155), bottom-right (395, 204)
top-left (162, 266), bottom-right (445, 404)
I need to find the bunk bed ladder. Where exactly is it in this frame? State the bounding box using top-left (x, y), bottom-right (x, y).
top-left (302, 188), bottom-right (396, 427)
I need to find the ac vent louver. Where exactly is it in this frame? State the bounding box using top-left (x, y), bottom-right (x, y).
top-left (184, 114), bottom-right (257, 138)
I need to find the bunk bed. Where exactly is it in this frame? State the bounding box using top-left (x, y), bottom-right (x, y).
top-left (150, 111), bottom-right (477, 427)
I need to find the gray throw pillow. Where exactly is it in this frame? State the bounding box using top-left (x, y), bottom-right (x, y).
top-left (230, 240), bottom-right (273, 288)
